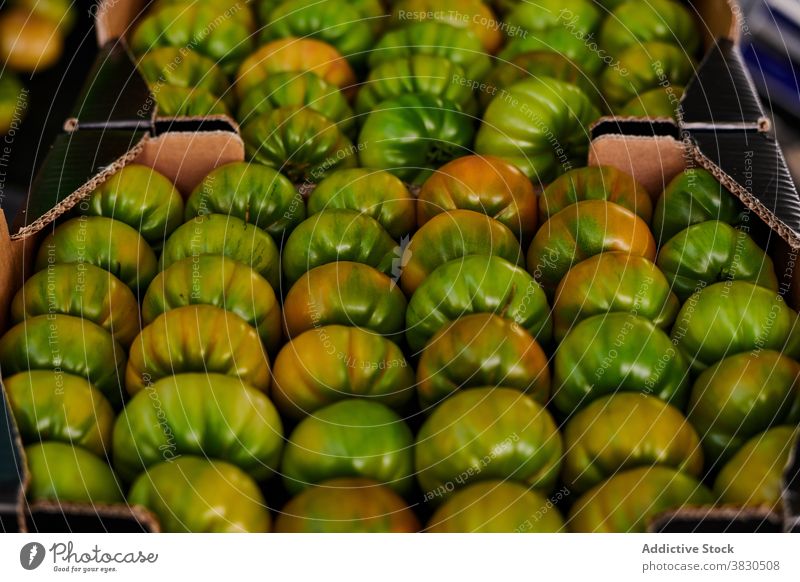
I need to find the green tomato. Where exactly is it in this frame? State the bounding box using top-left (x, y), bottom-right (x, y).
top-left (689, 351), bottom-right (800, 464)
top-left (355, 55), bottom-right (478, 117)
top-left (152, 84), bottom-right (230, 118)
top-left (714, 426), bottom-right (798, 512)
top-left (358, 94), bottom-right (475, 184)
top-left (5, 371), bottom-right (114, 457)
top-left (527, 200), bottom-right (657, 297)
top-left (242, 106), bottom-right (357, 183)
top-left (427, 480), bottom-right (565, 533)
top-left (35, 216), bottom-right (158, 292)
top-left (12, 0), bottom-right (76, 33)
top-left (275, 478), bottom-right (420, 533)
top-left (505, 0), bottom-right (602, 35)
top-left (113, 373), bottom-right (283, 483)
top-left (128, 456), bottom-right (270, 532)
top-left (416, 387), bottom-right (563, 498)
top-left (0, 314), bottom-right (126, 408)
top-left (237, 71), bottom-right (354, 134)
top-left (475, 77), bottom-right (600, 181)
top-left (562, 393), bottom-right (703, 494)
top-left (417, 313), bottom-right (550, 409)
top-left (184, 161), bottom-right (304, 241)
top-left (653, 168), bottom-right (746, 245)
top-left (552, 252), bottom-right (680, 342)
top-left (671, 281), bottom-right (800, 373)
top-left (142, 255), bottom-right (282, 353)
top-left (281, 399), bottom-right (415, 494)
top-left (480, 51), bottom-right (600, 110)
top-left (126, 305), bottom-right (271, 395)
top-left (369, 21), bottom-right (491, 81)
top-left (130, 4), bottom-right (254, 74)
top-left (283, 262), bottom-right (408, 339)
top-left (255, 0), bottom-right (385, 33)
top-left (499, 27), bottom-right (605, 77)
top-left (26, 442), bottom-right (123, 504)
top-left (657, 220), bottom-right (778, 301)
top-left (405, 255), bottom-right (552, 353)
top-left (272, 325), bottom-right (414, 418)
top-left (80, 164), bottom-right (184, 248)
top-left (308, 168), bottom-right (416, 239)
top-left (539, 165), bottom-right (652, 223)
top-left (568, 466), bottom-right (713, 532)
top-left (11, 263), bottom-right (140, 347)
top-left (400, 209), bottom-right (522, 295)
top-left (599, 0), bottom-right (700, 57)
top-left (160, 213), bottom-right (280, 289)
top-left (0, 71), bottom-right (25, 134)
top-left (282, 209), bottom-right (398, 285)
top-left (619, 86), bottom-right (684, 119)
top-left (600, 42), bottom-right (694, 109)
top-left (261, 0), bottom-right (376, 63)
top-left (137, 47), bottom-right (232, 107)
top-left (553, 313), bottom-right (690, 415)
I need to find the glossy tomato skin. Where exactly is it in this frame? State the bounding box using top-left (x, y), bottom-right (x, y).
top-left (160, 214), bottom-right (280, 289)
top-left (308, 168), bottom-right (416, 239)
top-left (355, 56), bottom-right (478, 117)
top-left (143, 255), bottom-right (281, 353)
top-left (281, 399), bottom-right (415, 494)
top-left (671, 281), bottom-right (800, 373)
top-left (405, 255), bottom-right (552, 353)
top-left (417, 314), bottom-right (550, 409)
top-left (417, 155), bottom-right (538, 242)
top-left (237, 71), bottom-right (353, 133)
top-left (552, 252), bottom-right (680, 342)
top-left (653, 168), bottom-right (745, 244)
top-left (475, 78), bottom-right (600, 181)
top-left (562, 393), bottom-right (703, 494)
top-left (81, 164), bottom-right (183, 248)
top-left (539, 166), bottom-right (652, 223)
top-left (416, 387), bottom-right (563, 498)
top-left (689, 351), bottom-right (800, 464)
top-left (184, 161), bottom-right (303, 241)
top-left (0, 9), bottom-right (63, 73)
top-left (26, 442), bottom-right (123, 504)
top-left (272, 325), bottom-right (413, 418)
top-left (358, 94), bottom-right (475, 184)
top-left (427, 480), bottom-right (565, 533)
top-left (113, 374), bottom-right (283, 483)
top-left (568, 466), bottom-right (713, 533)
top-left (0, 314), bottom-right (126, 407)
top-left (657, 220), bottom-right (778, 301)
top-left (369, 21), bottom-right (491, 81)
top-left (600, 42), bottom-right (694, 109)
top-left (243, 106), bottom-right (357, 183)
top-left (400, 209), bottom-right (523, 295)
top-left (553, 313), bottom-right (690, 416)
top-left (137, 47), bottom-right (232, 107)
top-left (275, 478), bottom-right (420, 533)
top-left (152, 85), bottom-right (229, 117)
top-left (11, 263), bottom-right (140, 347)
top-left (619, 86), bottom-right (684, 120)
top-left (714, 426), bottom-right (799, 512)
top-left (282, 210), bottom-right (398, 285)
top-left (130, 4), bottom-right (254, 74)
top-left (499, 28), bottom-right (604, 77)
top-left (261, 0), bottom-right (375, 63)
top-left (5, 371), bottom-right (114, 457)
top-left (599, 0), bottom-right (699, 57)
top-left (527, 200), bottom-right (657, 297)
top-left (283, 262), bottom-right (408, 339)
top-left (35, 216), bottom-right (158, 292)
top-left (236, 38), bottom-right (356, 98)
top-left (128, 456), bottom-right (271, 532)
top-left (505, 0), bottom-right (602, 37)
top-left (125, 305), bottom-right (270, 395)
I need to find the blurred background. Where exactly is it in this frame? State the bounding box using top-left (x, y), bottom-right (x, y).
top-left (0, 0), bottom-right (798, 225)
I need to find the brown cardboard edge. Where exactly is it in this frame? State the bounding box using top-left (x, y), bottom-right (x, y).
top-left (153, 114), bottom-right (241, 134)
top-left (27, 501), bottom-right (161, 533)
top-left (95, 0), bottom-right (147, 47)
top-left (648, 505), bottom-right (781, 533)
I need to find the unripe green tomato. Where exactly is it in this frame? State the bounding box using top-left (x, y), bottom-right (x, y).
top-left (152, 85), bottom-right (229, 118)
top-left (26, 442), bottom-right (123, 505)
top-left (128, 456), bottom-right (271, 532)
top-left (137, 47), bottom-right (232, 109)
top-left (599, 0), bottom-right (700, 57)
